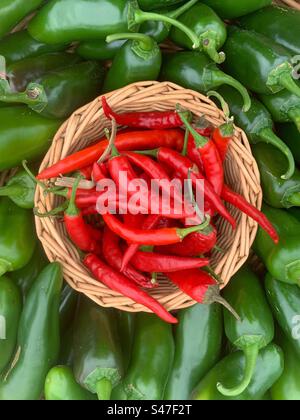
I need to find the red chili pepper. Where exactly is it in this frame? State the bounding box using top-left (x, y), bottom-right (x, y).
top-left (123, 213), bottom-right (146, 228)
top-left (92, 162), bottom-right (108, 182)
top-left (64, 178), bottom-right (102, 254)
top-left (156, 225), bottom-right (217, 257)
top-left (221, 185), bottom-right (279, 244)
top-left (102, 96), bottom-right (188, 129)
top-left (102, 213), bottom-right (210, 246)
top-left (153, 147), bottom-right (236, 229)
top-left (37, 130), bottom-right (185, 180)
top-left (81, 206), bottom-right (98, 216)
top-left (84, 253), bottom-right (178, 324)
top-left (121, 214), bottom-right (161, 271)
top-left (102, 227), bottom-right (155, 289)
top-left (166, 269), bottom-right (239, 318)
top-left (131, 251), bottom-right (209, 273)
top-left (180, 112), bottom-right (224, 196)
top-left (77, 165), bottom-right (93, 180)
top-left (212, 121), bottom-right (234, 163)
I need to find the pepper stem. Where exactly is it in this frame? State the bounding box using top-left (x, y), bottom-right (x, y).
top-left (259, 128), bottom-right (295, 180)
top-left (0, 259), bottom-right (11, 277)
top-left (217, 343), bottom-right (259, 397)
top-left (106, 33), bottom-right (153, 51)
top-left (287, 192), bottom-right (300, 206)
top-left (182, 127), bottom-right (189, 156)
top-left (34, 202), bottom-right (69, 218)
top-left (168, 0), bottom-right (199, 19)
top-left (213, 295), bottom-right (240, 321)
top-left (218, 73), bottom-right (251, 112)
top-left (288, 108), bottom-right (300, 132)
top-left (0, 185), bottom-right (22, 198)
top-left (134, 10), bottom-right (200, 49)
top-left (179, 215), bottom-right (211, 240)
top-left (95, 378), bottom-right (112, 400)
top-left (278, 71), bottom-right (300, 99)
top-left (177, 105), bottom-right (208, 149)
top-left (207, 91), bottom-right (230, 119)
top-left (98, 119), bottom-right (118, 163)
top-left (200, 32), bottom-right (226, 64)
top-left (0, 79), bottom-right (47, 111)
top-left (65, 176), bottom-right (82, 217)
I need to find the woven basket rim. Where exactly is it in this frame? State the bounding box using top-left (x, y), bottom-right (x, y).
top-left (33, 81), bottom-right (262, 313)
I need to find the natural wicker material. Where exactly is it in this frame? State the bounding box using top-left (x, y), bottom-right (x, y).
top-left (275, 0), bottom-right (300, 10)
top-left (34, 81), bottom-right (262, 312)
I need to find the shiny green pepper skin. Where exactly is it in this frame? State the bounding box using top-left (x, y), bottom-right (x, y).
top-left (191, 344), bottom-right (284, 400)
top-left (0, 263), bottom-right (63, 400)
top-left (201, 0), bottom-right (272, 19)
top-left (77, 40), bottom-right (126, 61)
top-left (0, 106), bottom-right (62, 170)
top-left (138, 0), bottom-right (183, 10)
top-left (0, 30), bottom-right (66, 66)
top-left (0, 170), bottom-right (36, 209)
top-left (276, 123), bottom-right (300, 165)
top-left (0, 198), bottom-right (36, 277)
top-left (0, 276), bottom-right (22, 375)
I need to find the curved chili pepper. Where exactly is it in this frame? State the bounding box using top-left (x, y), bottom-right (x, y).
top-left (102, 96), bottom-right (189, 129)
top-left (64, 178), bottom-right (102, 254)
top-left (102, 213), bottom-right (209, 246)
top-left (37, 129), bottom-right (184, 180)
top-left (156, 225), bottom-right (217, 257)
top-left (221, 185), bottom-right (279, 244)
top-left (211, 121), bottom-right (234, 163)
top-left (92, 162), bottom-right (108, 182)
top-left (84, 253), bottom-right (177, 324)
top-left (121, 214), bottom-right (161, 271)
top-left (166, 269), bottom-right (239, 318)
top-left (77, 165), bottom-right (93, 180)
top-left (151, 147), bottom-right (236, 228)
top-left (102, 227), bottom-right (154, 289)
top-left (131, 251), bottom-right (209, 273)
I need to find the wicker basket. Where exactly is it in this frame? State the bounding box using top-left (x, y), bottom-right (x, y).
top-left (34, 81), bottom-right (262, 312)
top-left (275, 0), bottom-right (300, 10)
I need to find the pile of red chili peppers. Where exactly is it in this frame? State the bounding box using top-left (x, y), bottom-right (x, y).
top-left (36, 97), bottom-right (279, 323)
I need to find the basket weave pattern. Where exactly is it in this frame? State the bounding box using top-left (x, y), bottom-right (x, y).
top-left (34, 81), bottom-right (262, 312)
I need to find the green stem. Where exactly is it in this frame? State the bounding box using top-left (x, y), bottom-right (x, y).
top-left (217, 343), bottom-right (260, 397)
top-left (178, 215), bottom-right (211, 240)
top-left (106, 32), bottom-right (153, 51)
top-left (135, 149), bottom-right (158, 158)
top-left (134, 10), bottom-right (200, 49)
top-left (221, 73), bottom-right (251, 112)
top-left (98, 119), bottom-right (117, 163)
top-left (65, 176), bottom-right (82, 217)
top-left (213, 295), bottom-right (240, 321)
top-left (168, 0), bottom-right (199, 19)
top-left (0, 80), bottom-right (47, 111)
top-left (182, 127), bottom-right (189, 156)
top-left (200, 32), bottom-right (225, 64)
top-left (207, 91), bottom-right (230, 118)
top-left (259, 128), bottom-right (295, 180)
top-left (288, 108), bottom-right (300, 132)
top-left (279, 71), bottom-right (300, 99)
top-left (287, 192), bottom-right (300, 206)
top-left (178, 106), bottom-right (208, 148)
top-left (187, 168), bottom-right (204, 220)
top-left (0, 185), bottom-right (22, 198)
top-left (96, 378), bottom-right (112, 400)
top-left (34, 202), bottom-right (69, 218)
top-left (0, 259), bottom-right (11, 277)
top-left (22, 160), bottom-right (47, 190)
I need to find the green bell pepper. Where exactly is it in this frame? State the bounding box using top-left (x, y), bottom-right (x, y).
top-left (31, 61), bottom-right (104, 119)
top-left (0, 0), bottom-right (44, 39)
top-left (160, 51), bottom-right (251, 112)
top-left (201, 0), bottom-right (272, 19)
top-left (0, 263), bottom-right (63, 400)
top-left (219, 266), bottom-right (274, 397)
top-left (277, 123), bottom-right (300, 165)
top-left (216, 86), bottom-right (295, 180)
top-left (7, 52), bottom-right (81, 92)
top-left (0, 276), bottom-right (22, 375)
top-left (0, 106), bottom-right (62, 170)
top-left (103, 33), bottom-right (162, 93)
top-left (0, 169), bottom-right (36, 209)
top-left (114, 313), bottom-right (174, 400)
top-left (0, 198), bottom-right (36, 277)
top-left (28, 0), bottom-right (200, 50)
top-left (164, 303), bottom-right (222, 400)
top-left (253, 143), bottom-right (300, 208)
top-left (265, 273), bottom-right (300, 358)
top-left (170, 3), bottom-right (227, 63)
top-left (10, 244), bottom-right (48, 302)
top-left (0, 30), bottom-right (66, 66)
top-left (77, 39), bottom-right (126, 61)
top-left (73, 297), bottom-right (124, 400)
top-left (239, 5), bottom-right (300, 56)
top-left (59, 284), bottom-right (78, 334)
top-left (191, 344), bottom-right (284, 400)
top-left (45, 366), bottom-right (97, 400)
top-left (254, 206), bottom-right (300, 286)
top-left (117, 311), bottom-right (135, 372)
top-left (223, 27), bottom-right (300, 97)
top-left (259, 89), bottom-right (300, 132)
top-left (271, 331), bottom-right (300, 401)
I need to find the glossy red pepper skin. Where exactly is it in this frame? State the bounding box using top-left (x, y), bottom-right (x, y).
top-left (212, 123), bottom-right (233, 163)
top-left (37, 130), bottom-right (184, 180)
top-left (102, 227), bottom-right (154, 289)
top-left (64, 212), bottom-right (102, 254)
top-left (84, 254), bottom-right (178, 324)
